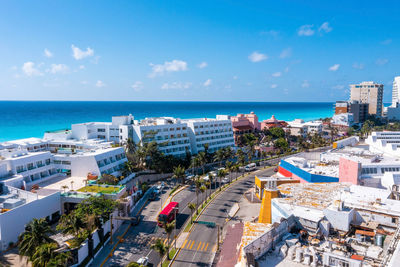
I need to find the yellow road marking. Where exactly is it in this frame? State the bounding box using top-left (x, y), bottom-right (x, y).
top-left (197, 241), bottom-right (202, 250)
top-left (185, 240), bottom-right (191, 249)
top-left (204, 243), bottom-right (209, 251)
top-left (212, 244), bottom-right (217, 252)
top-left (181, 239), bottom-right (188, 249)
top-left (201, 242), bottom-right (206, 251)
top-left (189, 240), bottom-right (195, 249)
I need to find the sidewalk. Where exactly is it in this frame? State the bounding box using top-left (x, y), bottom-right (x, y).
top-left (216, 222), bottom-right (244, 267)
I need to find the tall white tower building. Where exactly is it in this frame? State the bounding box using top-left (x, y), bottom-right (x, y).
top-left (392, 76), bottom-right (400, 106)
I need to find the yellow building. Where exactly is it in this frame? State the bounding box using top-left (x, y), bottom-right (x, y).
top-left (255, 176), bottom-right (299, 224)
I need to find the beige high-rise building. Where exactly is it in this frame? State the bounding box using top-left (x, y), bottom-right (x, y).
top-left (350, 81), bottom-right (383, 117)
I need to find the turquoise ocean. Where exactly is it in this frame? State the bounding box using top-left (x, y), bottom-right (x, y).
top-left (0, 101), bottom-right (335, 142)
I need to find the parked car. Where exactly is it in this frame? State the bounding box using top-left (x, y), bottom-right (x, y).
top-left (222, 177), bottom-right (229, 184)
top-left (245, 163), bottom-right (256, 172)
top-left (137, 256), bottom-right (148, 266)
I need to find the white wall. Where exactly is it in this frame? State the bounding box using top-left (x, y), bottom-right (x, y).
top-left (0, 192), bottom-right (61, 250)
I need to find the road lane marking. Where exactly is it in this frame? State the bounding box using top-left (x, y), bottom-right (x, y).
top-left (204, 243), bottom-right (209, 251)
top-left (197, 241), bottom-right (202, 251)
top-left (185, 240), bottom-right (191, 249)
top-left (201, 242), bottom-right (206, 251)
top-left (181, 239), bottom-right (188, 249)
top-left (189, 240), bottom-right (195, 249)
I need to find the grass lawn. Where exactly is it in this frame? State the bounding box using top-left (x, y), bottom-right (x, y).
top-left (77, 185), bottom-right (120, 194)
top-left (162, 248), bottom-right (177, 267)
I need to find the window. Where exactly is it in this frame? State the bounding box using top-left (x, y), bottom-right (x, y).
top-left (97, 128), bottom-right (106, 132)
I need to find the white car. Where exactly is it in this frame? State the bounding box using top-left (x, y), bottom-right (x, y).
top-left (222, 177), bottom-right (229, 184)
top-left (137, 256), bottom-right (149, 266)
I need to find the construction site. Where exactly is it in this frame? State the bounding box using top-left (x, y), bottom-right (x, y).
top-left (236, 181), bottom-right (400, 267)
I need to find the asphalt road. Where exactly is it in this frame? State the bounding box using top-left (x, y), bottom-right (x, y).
top-left (93, 158), bottom-right (279, 267)
top-left (171, 167), bottom-right (276, 267)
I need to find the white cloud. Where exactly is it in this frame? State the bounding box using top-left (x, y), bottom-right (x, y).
top-left (149, 60), bottom-right (188, 78)
top-left (233, 76), bottom-right (238, 80)
top-left (44, 48), bottom-right (53, 58)
top-left (161, 81), bottom-right (192, 90)
top-left (332, 85), bottom-right (345, 90)
top-left (352, 63), bottom-right (365, 69)
top-left (131, 81), bottom-right (143, 92)
top-left (319, 22), bottom-right (332, 33)
top-left (272, 72), bottom-right (282, 77)
top-left (48, 64), bottom-right (69, 74)
top-left (197, 62), bottom-right (208, 69)
top-left (284, 66), bottom-right (290, 73)
top-left (79, 65), bottom-right (85, 70)
top-left (329, 64), bottom-right (340, 71)
top-left (71, 45), bottom-right (94, 60)
top-left (22, 62), bottom-right (43, 76)
top-left (81, 80), bottom-right (88, 85)
top-left (270, 84), bottom-right (278, 89)
top-left (298, 25), bottom-right (315, 36)
top-left (10, 66), bottom-right (17, 71)
top-left (248, 51), bottom-right (268, 62)
top-left (280, 48), bottom-right (292, 59)
top-left (376, 58), bottom-right (388, 66)
top-left (301, 80), bottom-right (310, 88)
top-left (381, 39), bottom-right (392, 45)
top-left (203, 79), bottom-right (212, 87)
top-left (96, 80), bottom-right (106, 87)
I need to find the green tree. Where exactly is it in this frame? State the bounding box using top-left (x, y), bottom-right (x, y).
top-left (126, 262), bottom-right (141, 267)
top-left (196, 151), bottom-right (207, 175)
top-left (269, 127), bottom-right (285, 139)
top-left (274, 137), bottom-right (289, 151)
top-left (163, 221), bottom-right (175, 259)
top-left (150, 238), bottom-right (168, 260)
top-left (75, 196), bottom-right (117, 228)
top-left (188, 203), bottom-right (197, 224)
top-left (19, 218), bottom-right (55, 261)
top-left (47, 250), bottom-right (71, 267)
top-left (98, 173), bottom-right (118, 185)
top-left (217, 169), bottom-right (226, 191)
top-left (56, 212), bottom-right (86, 237)
top-left (31, 243), bottom-right (58, 267)
top-left (213, 149), bottom-right (226, 167)
top-left (208, 173), bottom-right (215, 197)
top-left (225, 161), bottom-right (233, 183)
top-left (172, 165), bottom-right (186, 185)
top-left (224, 146), bottom-right (234, 161)
top-left (194, 178), bottom-right (203, 210)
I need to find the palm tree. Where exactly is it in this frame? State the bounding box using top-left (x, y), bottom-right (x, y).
top-left (56, 212), bottom-right (86, 237)
top-left (61, 185), bottom-right (68, 193)
top-left (208, 173), bottom-right (215, 196)
top-left (217, 169), bottom-right (226, 191)
top-left (47, 251), bottom-right (71, 266)
top-left (163, 221), bottom-right (175, 259)
top-left (190, 156), bottom-right (199, 176)
top-left (172, 165), bottom-right (186, 185)
top-left (213, 149), bottom-right (225, 167)
top-left (199, 184), bottom-right (206, 205)
top-left (151, 238), bottom-right (168, 260)
top-left (197, 151), bottom-right (207, 175)
top-left (194, 177), bottom-right (202, 211)
top-left (31, 243), bottom-right (58, 267)
top-left (19, 218), bottom-right (55, 260)
top-left (188, 203), bottom-right (196, 223)
top-left (204, 180), bottom-right (211, 199)
top-left (224, 146), bottom-right (234, 161)
top-left (225, 161), bottom-right (233, 183)
top-left (232, 164), bottom-right (240, 180)
top-left (236, 149), bottom-right (246, 166)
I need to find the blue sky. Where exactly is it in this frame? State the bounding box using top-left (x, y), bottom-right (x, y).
top-left (0, 0), bottom-right (399, 102)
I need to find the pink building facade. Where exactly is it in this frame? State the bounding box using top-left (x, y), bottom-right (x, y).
top-left (338, 157), bottom-right (361, 185)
